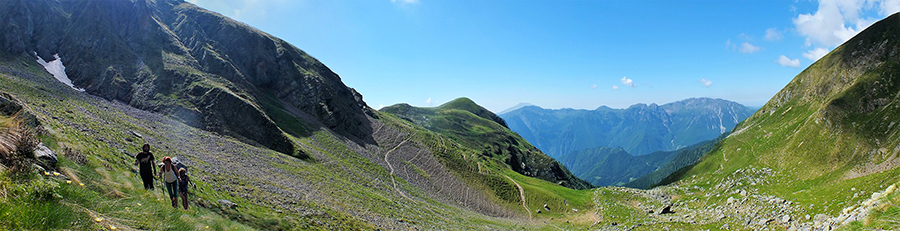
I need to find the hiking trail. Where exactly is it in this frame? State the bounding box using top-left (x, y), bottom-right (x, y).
top-left (385, 131), bottom-right (417, 202)
top-left (504, 175), bottom-right (531, 218)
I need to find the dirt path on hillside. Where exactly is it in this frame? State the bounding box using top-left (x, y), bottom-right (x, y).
top-left (385, 131), bottom-right (417, 202)
top-left (504, 175), bottom-right (531, 218)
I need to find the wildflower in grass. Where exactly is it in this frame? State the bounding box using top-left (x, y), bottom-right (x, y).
top-left (94, 217), bottom-right (103, 222)
top-left (43, 171), bottom-right (49, 175)
top-left (66, 180), bottom-right (71, 184)
top-left (79, 183), bottom-right (84, 186)
top-left (53, 172), bottom-right (59, 176)
top-left (110, 225), bottom-right (116, 230)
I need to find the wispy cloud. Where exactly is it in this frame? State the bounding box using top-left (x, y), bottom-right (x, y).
top-left (590, 84), bottom-right (597, 89)
top-left (739, 42), bottom-right (761, 53)
top-left (775, 55), bottom-right (801, 68)
top-left (802, 47), bottom-right (830, 61)
top-left (620, 76), bottom-right (636, 87)
top-left (765, 28), bottom-right (782, 41)
top-left (726, 38), bottom-right (761, 54)
top-left (612, 85), bottom-right (620, 90)
top-left (426, 97), bottom-right (432, 105)
top-left (699, 79), bottom-right (713, 87)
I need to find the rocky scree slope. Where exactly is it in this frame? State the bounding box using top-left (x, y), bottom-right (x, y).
top-left (0, 0), bottom-right (375, 155)
top-left (500, 97), bottom-right (754, 157)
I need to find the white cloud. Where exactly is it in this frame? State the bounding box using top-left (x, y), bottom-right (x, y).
top-left (765, 28), bottom-right (783, 41)
top-left (775, 55), bottom-right (801, 68)
top-left (699, 79), bottom-right (713, 87)
top-left (620, 76), bottom-right (636, 87)
top-left (739, 42), bottom-right (761, 53)
top-left (426, 97), bottom-right (432, 105)
top-left (881, 0), bottom-right (900, 16)
top-left (792, 0), bottom-right (891, 48)
top-left (726, 37), bottom-right (761, 53)
top-left (612, 85), bottom-right (620, 90)
top-left (590, 84), bottom-right (598, 89)
top-left (802, 47), bottom-right (830, 61)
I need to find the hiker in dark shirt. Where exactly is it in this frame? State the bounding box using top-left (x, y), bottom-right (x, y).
top-left (133, 144), bottom-right (156, 190)
top-left (177, 168), bottom-right (196, 210)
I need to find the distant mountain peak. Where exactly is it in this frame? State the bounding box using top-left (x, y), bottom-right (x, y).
top-left (498, 102), bottom-right (535, 114)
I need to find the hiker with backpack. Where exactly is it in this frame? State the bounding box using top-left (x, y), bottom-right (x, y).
top-left (159, 156), bottom-right (179, 208)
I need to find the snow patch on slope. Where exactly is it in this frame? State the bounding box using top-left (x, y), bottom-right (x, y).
top-left (35, 53), bottom-right (84, 92)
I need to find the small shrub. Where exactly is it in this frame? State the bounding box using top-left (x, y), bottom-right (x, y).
top-left (0, 119), bottom-right (39, 174)
top-left (62, 146), bottom-right (87, 166)
top-left (11, 179), bottom-right (61, 202)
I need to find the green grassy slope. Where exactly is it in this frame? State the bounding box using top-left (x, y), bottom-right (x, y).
top-left (666, 12), bottom-right (900, 227)
top-left (0, 52), bottom-right (530, 230)
top-left (381, 98), bottom-right (591, 190)
top-left (378, 98), bottom-right (599, 220)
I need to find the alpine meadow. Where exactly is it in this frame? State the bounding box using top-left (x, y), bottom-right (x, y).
top-left (1, 0), bottom-right (900, 231)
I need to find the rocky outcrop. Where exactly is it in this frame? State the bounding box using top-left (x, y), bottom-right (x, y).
top-left (0, 92), bottom-right (42, 129)
top-left (0, 0), bottom-right (375, 154)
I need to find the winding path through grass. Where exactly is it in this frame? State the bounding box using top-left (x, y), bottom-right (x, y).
top-left (504, 175), bottom-right (531, 218)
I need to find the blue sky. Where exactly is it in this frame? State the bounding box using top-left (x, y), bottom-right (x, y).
top-left (188, 0), bottom-right (900, 112)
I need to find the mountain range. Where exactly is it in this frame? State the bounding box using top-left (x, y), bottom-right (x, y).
top-left (499, 98), bottom-right (756, 158)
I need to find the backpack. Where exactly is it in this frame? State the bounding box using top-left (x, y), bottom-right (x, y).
top-left (157, 156), bottom-right (189, 173)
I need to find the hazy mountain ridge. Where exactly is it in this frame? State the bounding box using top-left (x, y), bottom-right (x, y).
top-left (500, 97), bottom-right (755, 158)
top-left (556, 146), bottom-right (678, 187)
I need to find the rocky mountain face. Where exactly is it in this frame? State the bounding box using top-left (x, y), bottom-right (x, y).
top-left (500, 97), bottom-right (754, 157)
top-left (381, 98), bottom-right (592, 190)
top-left (0, 0), bottom-right (375, 155)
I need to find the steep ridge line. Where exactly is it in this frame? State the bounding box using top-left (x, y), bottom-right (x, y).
top-left (384, 131), bottom-right (418, 202)
top-left (504, 175), bottom-right (531, 218)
